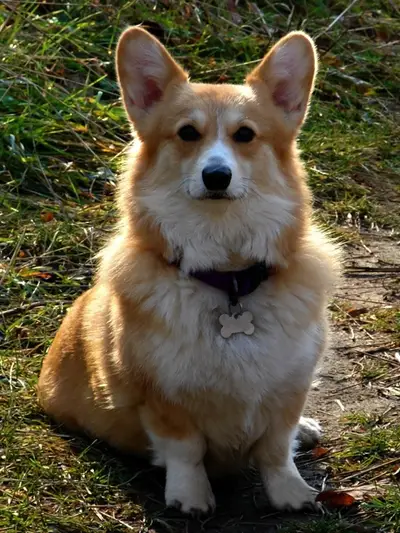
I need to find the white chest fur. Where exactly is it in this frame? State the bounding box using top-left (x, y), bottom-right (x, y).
top-left (139, 275), bottom-right (323, 408)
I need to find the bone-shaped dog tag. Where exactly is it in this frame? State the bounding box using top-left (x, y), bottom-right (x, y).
top-left (219, 311), bottom-right (255, 339)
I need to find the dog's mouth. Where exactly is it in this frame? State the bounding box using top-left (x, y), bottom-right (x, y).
top-left (203, 192), bottom-right (231, 200)
top-left (186, 189), bottom-right (246, 201)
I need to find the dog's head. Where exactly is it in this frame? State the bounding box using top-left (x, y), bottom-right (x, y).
top-left (116, 27), bottom-right (317, 269)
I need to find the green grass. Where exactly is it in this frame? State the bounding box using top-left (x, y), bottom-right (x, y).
top-left (324, 414), bottom-right (400, 532)
top-left (340, 413), bottom-right (400, 468)
top-left (359, 308), bottom-right (400, 342)
top-left (1, 0), bottom-right (399, 225)
top-left (365, 488), bottom-right (400, 531)
top-left (1, 1), bottom-right (400, 532)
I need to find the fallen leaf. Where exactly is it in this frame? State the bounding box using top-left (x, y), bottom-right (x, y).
top-left (217, 74), bottom-right (230, 83)
top-left (347, 307), bottom-right (368, 317)
top-left (20, 271), bottom-right (53, 280)
top-left (312, 446), bottom-right (330, 459)
top-left (316, 490), bottom-right (356, 508)
top-left (40, 211), bottom-right (54, 222)
top-left (73, 124), bottom-right (88, 133)
top-left (183, 4), bottom-right (192, 19)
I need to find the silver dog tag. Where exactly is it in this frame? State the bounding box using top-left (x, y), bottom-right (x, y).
top-left (219, 309), bottom-right (255, 339)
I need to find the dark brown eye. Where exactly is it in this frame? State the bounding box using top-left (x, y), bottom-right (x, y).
top-left (178, 125), bottom-right (201, 142)
top-left (233, 126), bottom-right (255, 143)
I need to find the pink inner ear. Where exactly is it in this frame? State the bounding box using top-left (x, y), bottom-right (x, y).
top-left (142, 78), bottom-right (163, 109)
top-left (272, 80), bottom-right (302, 113)
top-left (129, 77), bottom-right (163, 110)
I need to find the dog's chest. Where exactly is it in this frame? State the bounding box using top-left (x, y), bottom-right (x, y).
top-left (143, 278), bottom-right (320, 405)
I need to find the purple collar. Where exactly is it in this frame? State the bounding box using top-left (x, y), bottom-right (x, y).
top-left (174, 261), bottom-right (275, 306)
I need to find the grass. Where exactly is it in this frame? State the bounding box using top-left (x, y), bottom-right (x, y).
top-left (340, 413), bottom-right (400, 468)
top-left (1, 1), bottom-right (400, 532)
top-left (327, 414), bottom-right (400, 531)
top-left (365, 488), bottom-right (400, 531)
top-left (359, 308), bottom-right (400, 342)
top-left (1, 1), bottom-right (399, 225)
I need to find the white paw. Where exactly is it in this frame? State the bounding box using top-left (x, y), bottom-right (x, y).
top-left (295, 416), bottom-right (322, 450)
top-left (264, 465), bottom-right (318, 511)
top-left (165, 463), bottom-right (215, 515)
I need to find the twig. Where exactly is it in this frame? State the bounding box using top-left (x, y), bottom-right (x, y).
top-left (334, 398), bottom-right (346, 412)
top-left (345, 351), bottom-right (399, 368)
top-left (199, 58), bottom-right (260, 76)
top-left (0, 301), bottom-right (46, 318)
top-left (335, 296), bottom-right (386, 306)
top-left (345, 273), bottom-right (398, 279)
top-left (314, 0), bottom-right (359, 39)
top-left (359, 240), bottom-right (372, 254)
top-left (332, 383), bottom-right (363, 395)
top-left (376, 40), bottom-right (400, 49)
top-left (0, 300), bottom-right (71, 319)
top-left (338, 344), bottom-right (396, 355)
top-left (386, 373), bottom-right (400, 386)
top-left (345, 266), bottom-right (400, 273)
top-left (339, 457), bottom-right (400, 482)
top-left (95, 511), bottom-right (135, 530)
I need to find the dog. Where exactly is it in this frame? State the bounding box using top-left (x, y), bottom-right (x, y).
top-left (37, 26), bottom-right (340, 514)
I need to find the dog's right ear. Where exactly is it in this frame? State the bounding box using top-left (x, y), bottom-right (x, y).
top-left (116, 27), bottom-right (187, 131)
top-left (246, 32), bottom-right (317, 134)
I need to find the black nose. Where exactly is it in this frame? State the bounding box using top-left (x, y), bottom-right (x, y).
top-left (202, 165), bottom-right (232, 191)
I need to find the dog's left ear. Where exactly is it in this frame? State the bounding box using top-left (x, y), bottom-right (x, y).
top-left (246, 32), bottom-right (317, 132)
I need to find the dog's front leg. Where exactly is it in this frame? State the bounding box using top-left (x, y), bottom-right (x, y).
top-left (140, 402), bottom-right (215, 515)
top-left (251, 393), bottom-right (318, 511)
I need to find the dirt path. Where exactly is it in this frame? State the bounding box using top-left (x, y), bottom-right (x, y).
top-left (310, 232), bottom-right (399, 432)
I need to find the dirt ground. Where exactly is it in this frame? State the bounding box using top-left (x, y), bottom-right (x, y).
top-left (310, 232), bottom-right (399, 432)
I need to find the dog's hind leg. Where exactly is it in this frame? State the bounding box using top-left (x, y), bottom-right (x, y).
top-left (295, 416), bottom-right (322, 450)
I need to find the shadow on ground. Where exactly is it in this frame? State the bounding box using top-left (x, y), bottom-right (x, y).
top-left (42, 418), bottom-right (336, 533)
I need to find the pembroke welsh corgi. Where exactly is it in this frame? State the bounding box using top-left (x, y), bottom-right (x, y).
top-left (38, 26), bottom-right (340, 514)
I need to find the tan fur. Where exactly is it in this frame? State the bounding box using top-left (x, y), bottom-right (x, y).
top-left (38, 27), bottom-right (340, 513)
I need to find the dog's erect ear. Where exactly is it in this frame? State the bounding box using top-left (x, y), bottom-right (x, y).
top-left (116, 27), bottom-right (187, 129)
top-left (246, 32), bottom-right (317, 132)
